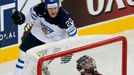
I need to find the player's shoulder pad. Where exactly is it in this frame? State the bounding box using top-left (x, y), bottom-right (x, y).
top-left (58, 7), bottom-right (74, 29)
top-left (33, 3), bottom-right (46, 17)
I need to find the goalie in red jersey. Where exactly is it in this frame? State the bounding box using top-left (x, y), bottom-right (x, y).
top-left (76, 55), bottom-right (102, 75)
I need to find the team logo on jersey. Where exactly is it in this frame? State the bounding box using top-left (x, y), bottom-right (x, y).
top-left (40, 22), bottom-right (54, 35)
top-left (42, 28), bottom-right (49, 34)
top-left (0, 0), bottom-right (18, 48)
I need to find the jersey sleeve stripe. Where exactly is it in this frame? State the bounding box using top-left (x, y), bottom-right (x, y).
top-left (30, 8), bottom-right (38, 20)
top-left (16, 64), bottom-right (24, 69)
top-left (68, 28), bottom-right (77, 36)
top-left (68, 27), bottom-right (76, 33)
top-left (16, 59), bottom-right (25, 67)
top-left (31, 13), bottom-right (38, 20)
top-left (68, 29), bottom-right (77, 36)
top-left (32, 13), bottom-right (38, 19)
top-left (18, 59), bottom-right (24, 63)
top-left (68, 27), bottom-right (77, 34)
top-left (16, 62), bottom-right (24, 67)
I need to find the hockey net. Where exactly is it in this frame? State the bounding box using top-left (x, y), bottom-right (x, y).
top-left (23, 35), bottom-right (127, 75)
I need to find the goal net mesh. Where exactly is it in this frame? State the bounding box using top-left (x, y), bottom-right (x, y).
top-left (23, 35), bottom-right (127, 75)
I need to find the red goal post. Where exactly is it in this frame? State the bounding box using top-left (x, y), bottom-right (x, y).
top-left (37, 36), bottom-right (127, 75)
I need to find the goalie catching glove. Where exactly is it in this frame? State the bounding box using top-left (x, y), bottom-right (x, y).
top-left (12, 11), bottom-right (26, 25)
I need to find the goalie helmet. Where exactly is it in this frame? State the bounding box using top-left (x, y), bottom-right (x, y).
top-left (76, 55), bottom-right (97, 74)
top-left (45, 0), bottom-right (59, 8)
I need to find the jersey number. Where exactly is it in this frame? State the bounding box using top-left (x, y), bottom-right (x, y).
top-left (66, 18), bottom-right (74, 27)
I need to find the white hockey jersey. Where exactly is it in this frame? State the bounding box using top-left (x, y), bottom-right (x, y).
top-left (25, 3), bottom-right (77, 43)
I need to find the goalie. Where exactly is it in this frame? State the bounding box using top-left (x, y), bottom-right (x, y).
top-left (76, 55), bottom-right (102, 75)
top-left (12, 0), bottom-right (78, 75)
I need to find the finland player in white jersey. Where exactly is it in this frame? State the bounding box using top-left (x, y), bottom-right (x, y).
top-left (12, 0), bottom-right (78, 75)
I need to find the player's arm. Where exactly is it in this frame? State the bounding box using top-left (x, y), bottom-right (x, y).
top-left (23, 3), bottom-right (46, 29)
top-left (59, 7), bottom-right (78, 37)
top-left (29, 2), bottom-right (47, 22)
top-left (65, 18), bottom-right (78, 37)
top-left (26, 2), bottom-right (46, 28)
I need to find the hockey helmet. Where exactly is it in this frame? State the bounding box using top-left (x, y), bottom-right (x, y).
top-left (45, 0), bottom-right (59, 8)
top-left (76, 55), bottom-right (97, 74)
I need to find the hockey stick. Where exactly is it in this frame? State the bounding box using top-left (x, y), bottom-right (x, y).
top-left (0, 0), bottom-right (28, 48)
top-left (19, 0), bottom-right (28, 12)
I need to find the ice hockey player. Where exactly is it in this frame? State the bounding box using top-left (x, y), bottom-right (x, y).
top-left (12, 0), bottom-right (78, 75)
top-left (76, 55), bottom-right (102, 75)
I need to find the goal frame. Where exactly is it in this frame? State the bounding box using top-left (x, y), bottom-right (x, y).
top-left (37, 36), bottom-right (127, 75)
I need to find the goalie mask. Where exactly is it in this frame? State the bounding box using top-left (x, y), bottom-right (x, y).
top-left (76, 55), bottom-right (97, 75)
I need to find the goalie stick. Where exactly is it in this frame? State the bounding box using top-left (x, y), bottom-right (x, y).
top-left (0, 0), bottom-right (28, 48)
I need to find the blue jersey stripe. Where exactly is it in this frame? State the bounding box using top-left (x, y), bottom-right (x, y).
top-left (68, 29), bottom-right (77, 37)
top-left (30, 8), bottom-right (38, 20)
top-left (68, 27), bottom-right (76, 33)
top-left (40, 22), bottom-right (54, 33)
top-left (31, 15), bottom-right (37, 20)
top-left (32, 13), bottom-right (38, 19)
top-left (16, 64), bottom-right (23, 69)
top-left (31, 13), bottom-right (37, 20)
top-left (68, 27), bottom-right (77, 34)
top-left (18, 59), bottom-right (24, 63)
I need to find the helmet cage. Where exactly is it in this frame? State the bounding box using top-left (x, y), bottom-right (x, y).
top-left (76, 55), bottom-right (97, 72)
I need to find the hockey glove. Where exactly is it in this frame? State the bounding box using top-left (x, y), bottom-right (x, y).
top-left (12, 11), bottom-right (26, 25)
